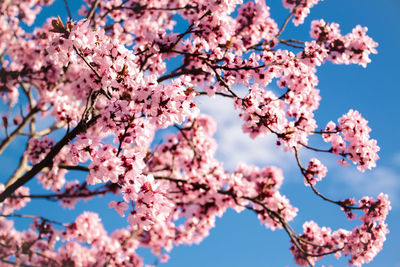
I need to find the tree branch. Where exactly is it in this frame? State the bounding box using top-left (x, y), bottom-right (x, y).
top-left (0, 106), bottom-right (39, 155)
top-left (86, 0), bottom-right (101, 21)
top-left (58, 164), bottom-right (89, 172)
top-left (293, 147), bottom-right (361, 210)
top-left (0, 213), bottom-right (68, 226)
top-left (63, 0), bottom-right (73, 20)
top-left (0, 115), bottom-right (99, 203)
top-left (275, 9), bottom-right (296, 39)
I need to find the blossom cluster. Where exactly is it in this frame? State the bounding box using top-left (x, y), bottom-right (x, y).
top-left (309, 19), bottom-right (378, 67)
top-left (323, 110), bottom-right (380, 172)
top-left (282, 0), bottom-right (321, 26)
top-left (290, 194), bottom-right (390, 266)
top-left (231, 163), bottom-right (298, 229)
top-left (304, 158), bottom-right (327, 186)
top-left (25, 136), bottom-right (54, 165)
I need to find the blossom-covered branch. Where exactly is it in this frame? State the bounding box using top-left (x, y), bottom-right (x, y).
top-left (0, 0), bottom-right (388, 266)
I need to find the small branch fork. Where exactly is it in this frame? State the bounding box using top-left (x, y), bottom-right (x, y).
top-left (100, 2), bottom-right (197, 20)
top-left (293, 147), bottom-right (361, 210)
top-left (9, 180), bottom-right (110, 201)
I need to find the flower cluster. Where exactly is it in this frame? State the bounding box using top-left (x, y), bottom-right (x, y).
top-left (323, 110), bottom-right (380, 172)
top-left (0, 185), bottom-right (30, 215)
top-left (240, 84), bottom-right (288, 138)
top-left (304, 158), bottom-right (328, 186)
top-left (234, 0), bottom-right (278, 51)
top-left (309, 19), bottom-right (378, 67)
top-left (123, 174), bottom-right (174, 231)
top-left (88, 144), bottom-right (124, 185)
top-left (231, 163), bottom-right (298, 229)
top-left (290, 194), bottom-right (391, 266)
top-left (282, 0), bottom-right (321, 26)
top-left (25, 136), bottom-right (54, 165)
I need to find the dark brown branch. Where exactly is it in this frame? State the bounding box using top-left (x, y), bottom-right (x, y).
top-left (173, 125), bottom-right (201, 161)
top-left (100, 2), bottom-right (196, 20)
top-left (293, 147), bottom-right (361, 210)
top-left (242, 197), bottom-right (314, 266)
top-left (300, 142), bottom-right (332, 153)
top-left (73, 46), bottom-right (102, 80)
top-left (281, 39), bottom-right (305, 44)
top-left (157, 68), bottom-right (206, 83)
top-left (63, 0), bottom-right (73, 20)
top-left (204, 61), bottom-right (239, 98)
top-left (0, 213), bottom-right (67, 226)
top-left (100, 0), bottom-right (129, 19)
top-left (10, 189), bottom-right (109, 201)
top-left (171, 10), bottom-right (210, 49)
top-left (59, 164), bottom-right (89, 172)
top-left (0, 115), bottom-right (100, 203)
top-left (312, 130), bottom-right (339, 134)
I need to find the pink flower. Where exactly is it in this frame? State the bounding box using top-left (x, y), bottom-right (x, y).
top-left (305, 158), bottom-right (328, 186)
top-left (109, 201), bottom-right (129, 217)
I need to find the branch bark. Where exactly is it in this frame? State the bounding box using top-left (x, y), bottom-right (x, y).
top-left (0, 115), bottom-right (99, 203)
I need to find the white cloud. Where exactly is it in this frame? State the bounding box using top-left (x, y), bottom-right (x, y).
top-left (330, 166), bottom-right (400, 207)
top-left (392, 152), bottom-right (400, 166)
top-left (195, 94), bottom-right (400, 208)
top-left (196, 95), bottom-right (295, 172)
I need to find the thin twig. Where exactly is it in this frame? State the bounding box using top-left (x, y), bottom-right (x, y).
top-left (63, 0), bottom-right (73, 20)
top-left (173, 125), bottom-right (201, 161)
top-left (10, 189), bottom-right (109, 201)
top-left (86, 0), bottom-right (101, 21)
top-left (281, 39), bottom-right (305, 44)
top-left (275, 10), bottom-right (295, 39)
top-left (0, 213), bottom-right (67, 226)
top-left (73, 46), bottom-right (102, 80)
top-left (300, 142), bottom-right (332, 153)
top-left (204, 61), bottom-right (239, 98)
top-left (293, 147), bottom-right (361, 210)
top-left (279, 40), bottom-right (304, 49)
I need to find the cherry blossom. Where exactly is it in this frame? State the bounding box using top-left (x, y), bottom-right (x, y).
top-left (0, 0), bottom-right (389, 266)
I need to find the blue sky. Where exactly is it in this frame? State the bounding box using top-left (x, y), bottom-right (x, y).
top-left (1, 0), bottom-right (399, 266)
